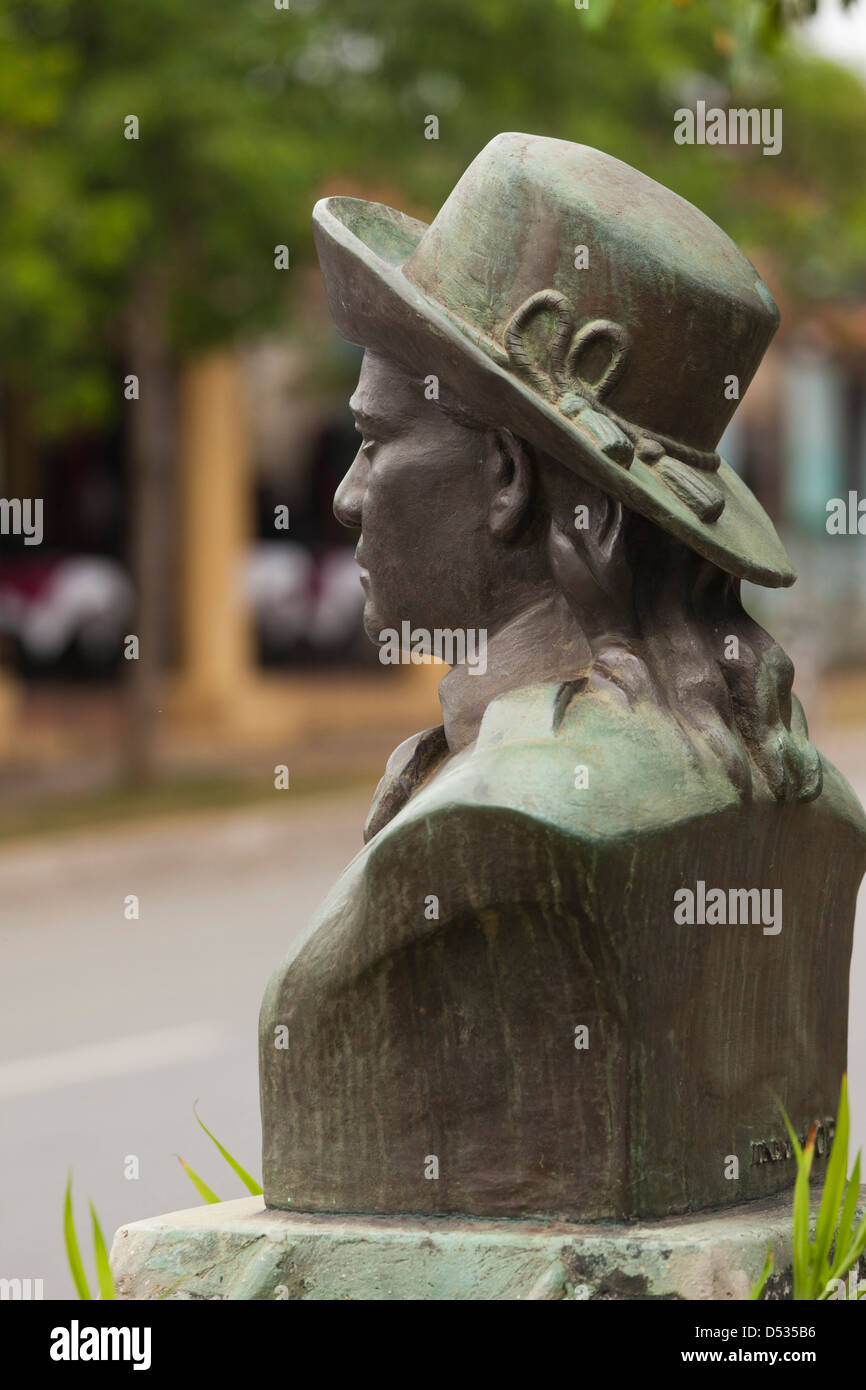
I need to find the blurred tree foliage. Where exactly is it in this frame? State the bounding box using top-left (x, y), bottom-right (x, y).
top-left (0, 0), bottom-right (864, 433)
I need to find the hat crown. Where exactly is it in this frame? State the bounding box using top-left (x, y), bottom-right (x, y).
top-left (402, 133), bottom-right (779, 451)
top-left (311, 132), bottom-right (795, 586)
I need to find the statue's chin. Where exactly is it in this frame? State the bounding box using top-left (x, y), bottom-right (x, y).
top-left (362, 602), bottom-right (385, 644)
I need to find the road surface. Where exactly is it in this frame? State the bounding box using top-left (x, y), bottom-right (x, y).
top-left (0, 790), bottom-right (369, 1299)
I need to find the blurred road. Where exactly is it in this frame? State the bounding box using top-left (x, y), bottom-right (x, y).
top-left (0, 733), bottom-right (865, 1299)
top-left (0, 789), bottom-right (371, 1299)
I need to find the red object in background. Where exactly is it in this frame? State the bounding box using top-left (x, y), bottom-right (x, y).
top-left (0, 544), bottom-right (367, 675)
top-left (0, 556), bottom-right (134, 669)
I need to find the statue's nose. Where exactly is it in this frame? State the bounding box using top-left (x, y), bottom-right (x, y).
top-left (333, 450), bottom-right (367, 529)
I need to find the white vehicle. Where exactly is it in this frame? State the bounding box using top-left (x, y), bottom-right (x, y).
top-left (0, 556), bottom-right (134, 669)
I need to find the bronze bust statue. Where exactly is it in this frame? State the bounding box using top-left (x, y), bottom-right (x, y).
top-left (259, 134), bottom-right (866, 1222)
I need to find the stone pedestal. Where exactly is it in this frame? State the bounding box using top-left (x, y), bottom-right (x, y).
top-left (110, 1191), bottom-right (861, 1301)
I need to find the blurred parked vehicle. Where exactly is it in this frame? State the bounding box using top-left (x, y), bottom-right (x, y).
top-left (0, 556), bottom-right (134, 675)
top-left (245, 542), bottom-right (371, 666)
top-left (0, 544), bottom-right (369, 677)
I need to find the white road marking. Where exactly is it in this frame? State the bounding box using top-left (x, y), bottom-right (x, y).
top-left (0, 1021), bottom-right (228, 1100)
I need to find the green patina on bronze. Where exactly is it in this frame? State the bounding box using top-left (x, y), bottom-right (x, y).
top-left (261, 675), bottom-right (865, 1220)
top-left (259, 133), bottom-right (866, 1224)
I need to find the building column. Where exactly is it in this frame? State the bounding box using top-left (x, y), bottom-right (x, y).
top-left (173, 349), bottom-right (257, 729)
top-left (0, 669), bottom-right (19, 761)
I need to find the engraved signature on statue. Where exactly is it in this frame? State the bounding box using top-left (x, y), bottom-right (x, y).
top-left (751, 1118), bottom-right (835, 1166)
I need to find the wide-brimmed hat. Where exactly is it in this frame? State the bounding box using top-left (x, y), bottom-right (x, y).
top-left (313, 132), bottom-right (794, 587)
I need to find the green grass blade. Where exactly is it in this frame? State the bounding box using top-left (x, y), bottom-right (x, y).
top-left (826, 1214), bottom-right (866, 1298)
top-left (778, 1095), bottom-right (804, 1163)
top-left (820, 1226), bottom-right (866, 1300)
top-left (791, 1122), bottom-right (816, 1300)
top-left (194, 1105), bottom-right (262, 1196)
top-left (63, 1173), bottom-right (92, 1301)
top-left (829, 1152), bottom-right (861, 1281)
top-left (845, 1212), bottom-right (866, 1272)
top-left (820, 1152), bottom-right (866, 1295)
top-left (176, 1155), bottom-right (221, 1204)
top-left (749, 1246), bottom-right (774, 1301)
top-left (89, 1202), bottom-right (116, 1301)
top-left (813, 1076), bottom-right (849, 1287)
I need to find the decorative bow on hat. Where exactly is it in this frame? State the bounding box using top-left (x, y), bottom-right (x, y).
top-left (503, 289), bottom-right (726, 524)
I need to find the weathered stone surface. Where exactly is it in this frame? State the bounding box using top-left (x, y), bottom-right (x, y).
top-left (110, 1192), bottom-right (865, 1302)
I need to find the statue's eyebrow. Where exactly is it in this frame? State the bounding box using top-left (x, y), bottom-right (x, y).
top-left (349, 404), bottom-right (380, 432)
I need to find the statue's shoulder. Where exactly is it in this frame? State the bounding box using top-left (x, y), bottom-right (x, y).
top-left (361, 682), bottom-right (866, 921)
top-left (373, 681), bottom-right (866, 854)
top-left (375, 679), bottom-right (738, 852)
top-left (817, 753), bottom-right (866, 838)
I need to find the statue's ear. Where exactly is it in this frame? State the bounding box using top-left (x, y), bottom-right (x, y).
top-left (487, 429), bottom-right (533, 542)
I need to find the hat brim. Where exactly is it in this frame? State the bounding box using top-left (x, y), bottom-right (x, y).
top-left (313, 195), bottom-right (796, 589)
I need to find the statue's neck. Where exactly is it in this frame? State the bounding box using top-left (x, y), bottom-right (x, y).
top-left (438, 592), bottom-right (591, 754)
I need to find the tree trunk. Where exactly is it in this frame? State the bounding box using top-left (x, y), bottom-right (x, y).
top-left (0, 389), bottom-right (32, 759)
top-left (3, 386), bottom-right (37, 499)
top-left (124, 272), bottom-right (177, 783)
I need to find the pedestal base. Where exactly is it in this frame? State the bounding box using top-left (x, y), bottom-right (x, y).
top-left (109, 1191), bottom-right (855, 1301)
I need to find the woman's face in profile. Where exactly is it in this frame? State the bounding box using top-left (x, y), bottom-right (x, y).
top-left (333, 351), bottom-right (508, 642)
